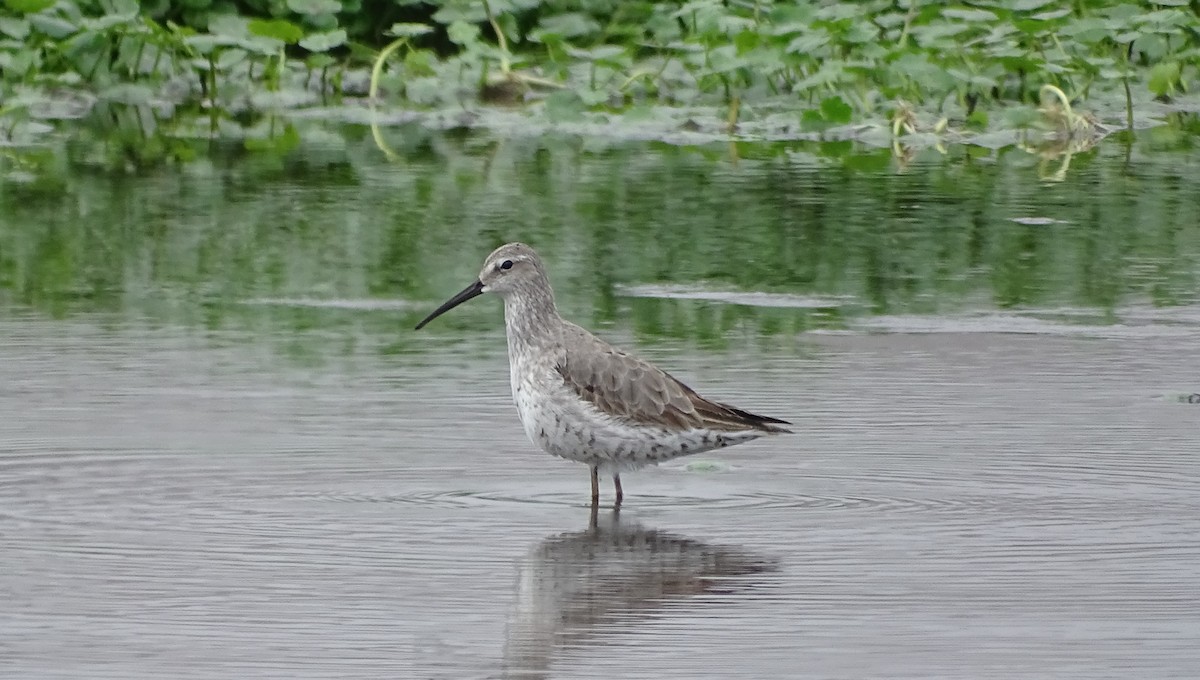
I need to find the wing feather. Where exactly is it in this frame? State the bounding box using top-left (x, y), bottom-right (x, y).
top-left (555, 323), bottom-right (791, 434)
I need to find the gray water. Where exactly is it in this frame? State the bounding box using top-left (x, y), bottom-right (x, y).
top-left (2, 133), bottom-right (1200, 678)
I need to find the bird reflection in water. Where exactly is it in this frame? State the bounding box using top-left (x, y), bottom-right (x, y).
top-left (502, 509), bottom-right (778, 678)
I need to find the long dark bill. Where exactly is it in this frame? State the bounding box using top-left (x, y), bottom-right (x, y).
top-left (414, 279), bottom-right (484, 330)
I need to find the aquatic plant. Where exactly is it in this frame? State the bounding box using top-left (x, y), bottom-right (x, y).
top-left (0, 0), bottom-right (1197, 158)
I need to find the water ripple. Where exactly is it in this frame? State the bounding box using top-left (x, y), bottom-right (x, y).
top-left (3, 318), bottom-right (1199, 679)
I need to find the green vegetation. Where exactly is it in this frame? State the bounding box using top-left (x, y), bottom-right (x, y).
top-left (1, 0), bottom-right (1199, 156)
top-left (2, 129), bottom-right (1197, 346)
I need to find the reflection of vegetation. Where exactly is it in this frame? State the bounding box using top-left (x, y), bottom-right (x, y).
top-left (1, 130), bottom-right (1197, 345)
top-left (1, 1), bottom-right (1198, 151)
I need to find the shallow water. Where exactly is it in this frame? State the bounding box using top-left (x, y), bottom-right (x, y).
top-left (2, 133), bottom-right (1200, 678)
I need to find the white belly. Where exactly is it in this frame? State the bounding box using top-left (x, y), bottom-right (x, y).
top-left (509, 361), bottom-right (761, 471)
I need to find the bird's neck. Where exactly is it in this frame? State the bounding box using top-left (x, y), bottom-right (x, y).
top-left (503, 285), bottom-right (562, 360)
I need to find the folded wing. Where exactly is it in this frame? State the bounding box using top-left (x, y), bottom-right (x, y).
top-left (555, 322), bottom-right (791, 434)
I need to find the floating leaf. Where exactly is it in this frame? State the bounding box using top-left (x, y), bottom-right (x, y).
top-left (564, 44), bottom-right (626, 63)
top-left (184, 33), bottom-right (244, 53)
top-left (843, 20), bottom-right (879, 44)
top-left (785, 30), bottom-right (830, 54)
top-left (534, 11), bottom-right (599, 39)
top-left (217, 48), bottom-right (249, 69)
top-left (791, 61), bottom-right (850, 91)
top-left (248, 18), bottom-right (304, 44)
top-left (1031, 9), bottom-right (1072, 21)
top-left (287, 0), bottom-right (341, 14)
top-left (307, 53), bottom-right (336, 68)
top-left (942, 8), bottom-right (998, 22)
top-left (81, 12), bottom-right (138, 32)
top-left (0, 16), bottom-right (30, 39)
top-left (1104, 4), bottom-right (1144, 24)
top-left (28, 14), bottom-right (76, 38)
top-left (404, 48), bottom-right (436, 75)
top-left (387, 22), bottom-right (432, 38)
top-left (299, 28), bottom-right (346, 52)
top-left (446, 20), bottom-right (479, 47)
top-left (432, 3), bottom-right (488, 24)
top-left (800, 108), bottom-right (830, 131)
top-left (819, 95), bottom-right (852, 124)
top-left (1148, 61), bottom-right (1181, 96)
top-left (1059, 17), bottom-right (1109, 44)
top-left (3, 0), bottom-right (54, 13)
top-left (208, 14), bottom-right (250, 38)
top-left (543, 90), bottom-right (585, 121)
top-left (100, 83), bottom-right (153, 105)
top-left (1001, 105), bottom-right (1042, 129)
top-left (1010, 0), bottom-right (1058, 9)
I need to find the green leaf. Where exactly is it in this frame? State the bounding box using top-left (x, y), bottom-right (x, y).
top-left (217, 48), bottom-right (248, 69)
top-left (446, 20), bottom-right (479, 47)
top-left (1059, 17), bottom-right (1109, 45)
top-left (0, 17), bottom-right (30, 39)
top-left (1104, 4), bottom-right (1144, 24)
top-left (800, 108), bottom-right (830, 131)
top-left (565, 44), bottom-right (626, 64)
top-left (184, 33), bottom-right (245, 54)
top-left (100, 84), bottom-right (154, 105)
top-left (1031, 8), bottom-right (1071, 21)
top-left (1009, 0), bottom-right (1057, 9)
top-left (543, 90), bottom-right (585, 122)
top-left (28, 14), bottom-right (76, 38)
top-left (942, 8), bottom-right (998, 22)
top-left (245, 124), bottom-right (301, 154)
top-left (209, 14), bottom-right (250, 38)
top-left (819, 96), bottom-right (852, 124)
top-left (1001, 105), bottom-right (1042, 129)
top-left (306, 12), bottom-right (338, 31)
top-left (1148, 61), bottom-right (1181, 96)
top-left (3, 0), bottom-right (54, 13)
top-left (287, 0), bottom-right (341, 14)
top-left (785, 29), bottom-right (829, 54)
top-left (81, 11), bottom-right (138, 32)
top-left (1138, 9), bottom-right (1190, 30)
top-left (733, 29), bottom-right (758, 54)
top-left (248, 18), bottom-right (304, 44)
top-left (397, 47), bottom-right (433, 75)
top-left (307, 53), bottom-right (336, 68)
top-left (535, 11), bottom-right (599, 39)
top-left (791, 61), bottom-right (850, 91)
top-left (387, 22), bottom-right (432, 38)
top-left (843, 21), bottom-right (879, 44)
top-left (495, 11), bottom-right (519, 44)
top-left (299, 28), bottom-right (345, 52)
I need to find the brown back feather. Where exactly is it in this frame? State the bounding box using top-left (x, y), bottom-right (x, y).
top-left (555, 323), bottom-right (791, 434)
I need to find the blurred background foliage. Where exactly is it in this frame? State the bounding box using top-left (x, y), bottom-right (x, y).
top-left (1, 0), bottom-right (1199, 145)
top-left (1, 125), bottom-right (1197, 348)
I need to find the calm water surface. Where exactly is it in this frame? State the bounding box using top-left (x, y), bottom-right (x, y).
top-left (2, 132), bottom-right (1199, 678)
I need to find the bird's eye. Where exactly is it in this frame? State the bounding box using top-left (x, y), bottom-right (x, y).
top-left (500, 260), bottom-right (513, 270)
